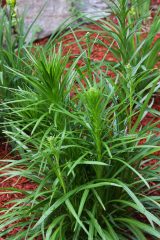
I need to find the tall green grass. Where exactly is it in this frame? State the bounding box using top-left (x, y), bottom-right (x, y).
top-left (0, 0), bottom-right (160, 239)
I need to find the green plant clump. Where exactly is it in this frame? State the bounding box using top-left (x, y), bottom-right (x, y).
top-left (0, 0), bottom-right (160, 239)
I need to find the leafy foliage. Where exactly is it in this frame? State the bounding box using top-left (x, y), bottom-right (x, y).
top-left (0, 0), bottom-right (160, 239)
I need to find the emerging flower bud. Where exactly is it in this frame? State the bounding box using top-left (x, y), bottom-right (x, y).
top-left (85, 87), bottom-right (99, 99)
top-left (6, 0), bottom-right (16, 8)
top-left (125, 63), bottom-right (131, 69)
top-left (47, 136), bottom-right (54, 143)
top-left (129, 7), bottom-right (136, 16)
top-left (125, 63), bottom-right (132, 77)
top-left (84, 87), bottom-right (101, 109)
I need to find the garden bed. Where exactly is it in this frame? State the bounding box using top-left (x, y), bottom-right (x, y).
top-left (0, 1), bottom-right (160, 239)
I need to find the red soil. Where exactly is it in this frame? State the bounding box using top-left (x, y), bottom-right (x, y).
top-left (0, 139), bottom-right (37, 238)
top-left (0, 140), bottom-right (37, 206)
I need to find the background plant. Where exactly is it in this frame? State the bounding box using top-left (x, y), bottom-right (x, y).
top-left (84, 0), bottom-right (160, 94)
top-left (0, 1), bottom-right (49, 100)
